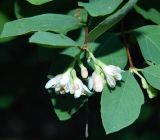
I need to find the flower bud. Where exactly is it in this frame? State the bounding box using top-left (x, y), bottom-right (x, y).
top-left (93, 75), bottom-right (104, 92)
top-left (80, 65), bottom-right (88, 78)
top-left (89, 72), bottom-right (104, 92)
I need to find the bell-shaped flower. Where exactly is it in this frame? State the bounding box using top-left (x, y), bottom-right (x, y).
top-left (72, 78), bottom-right (91, 98)
top-left (102, 65), bottom-right (123, 88)
top-left (45, 71), bottom-right (71, 94)
top-left (88, 72), bottom-right (104, 92)
top-left (45, 74), bottom-right (62, 89)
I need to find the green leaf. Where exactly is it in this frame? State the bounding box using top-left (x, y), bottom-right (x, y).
top-left (61, 47), bottom-right (79, 57)
top-left (134, 5), bottom-right (160, 25)
top-left (0, 12), bottom-right (14, 43)
top-left (78, 0), bottom-right (123, 17)
top-left (142, 65), bottom-right (160, 90)
top-left (134, 25), bottom-right (160, 64)
top-left (93, 33), bottom-right (127, 68)
top-left (88, 0), bottom-right (138, 41)
top-left (26, 0), bottom-right (53, 5)
top-left (61, 29), bottom-right (85, 56)
top-left (0, 14), bottom-right (82, 38)
top-left (29, 31), bottom-right (79, 48)
top-left (140, 77), bottom-right (157, 99)
top-left (101, 71), bottom-right (144, 134)
top-left (51, 94), bottom-right (87, 120)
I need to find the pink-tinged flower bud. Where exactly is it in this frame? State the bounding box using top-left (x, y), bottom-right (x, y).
top-left (92, 72), bottom-right (104, 92)
top-left (93, 75), bottom-right (104, 92)
top-left (90, 72), bottom-right (104, 92)
top-left (81, 66), bottom-right (88, 79)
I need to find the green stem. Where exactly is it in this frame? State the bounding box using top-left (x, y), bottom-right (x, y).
top-left (87, 49), bottom-right (97, 62)
top-left (130, 68), bottom-right (144, 79)
top-left (69, 51), bottom-right (82, 68)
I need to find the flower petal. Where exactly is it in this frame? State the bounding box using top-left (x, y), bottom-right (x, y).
top-left (106, 75), bottom-right (116, 88)
top-left (88, 77), bottom-right (93, 90)
top-left (45, 75), bottom-right (61, 89)
top-left (60, 73), bottom-right (70, 85)
top-left (69, 84), bottom-right (74, 94)
top-left (74, 89), bottom-right (82, 98)
top-left (115, 73), bottom-right (122, 80)
top-left (55, 84), bottom-right (60, 91)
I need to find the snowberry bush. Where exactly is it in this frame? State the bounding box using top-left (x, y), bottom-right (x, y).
top-left (1, 0), bottom-right (160, 136)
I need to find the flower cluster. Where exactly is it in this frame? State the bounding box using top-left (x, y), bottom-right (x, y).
top-left (45, 51), bottom-right (124, 98)
top-left (45, 69), bottom-right (91, 98)
top-left (88, 64), bottom-right (123, 92)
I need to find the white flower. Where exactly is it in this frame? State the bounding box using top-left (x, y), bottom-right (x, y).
top-left (45, 72), bottom-right (71, 94)
top-left (72, 78), bottom-right (91, 98)
top-left (45, 74), bottom-right (62, 89)
top-left (102, 65), bottom-right (123, 88)
top-left (45, 70), bottom-right (91, 98)
top-left (88, 72), bottom-right (104, 92)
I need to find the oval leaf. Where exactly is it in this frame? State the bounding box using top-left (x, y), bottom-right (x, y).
top-left (142, 65), bottom-right (160, 90)
top-left (134, 25), bottom-right (160, 64)
top-left (0, 14), bottom-right (82, 38)
top-left (29, 31), bottom-right (79, 48)
top-left (78, 0), bottom-right (123, 17)
top-left (27, 0), bottom-right (53, 5)
top-left (101, 71), bottom-right (144, 134)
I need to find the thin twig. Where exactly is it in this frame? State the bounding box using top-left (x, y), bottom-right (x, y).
top-left (126, 47), bottom-right (134, 68)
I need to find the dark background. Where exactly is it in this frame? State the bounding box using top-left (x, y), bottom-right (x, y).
top-left (0, 0), bottom-right (160, 139)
